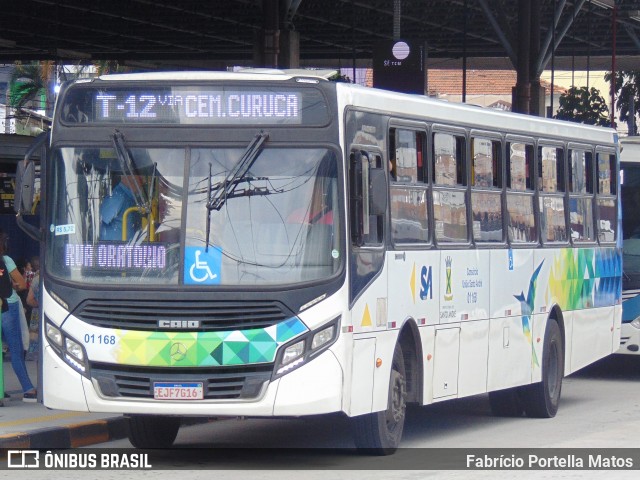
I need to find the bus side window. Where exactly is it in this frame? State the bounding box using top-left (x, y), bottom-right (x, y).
top-left (390, 128), bottom-right (424, 183)
top-left (389, 128), bottom-right (428, 244)
top-left (538, 146), bottom-right (567, 243)
top-left (596, 151), bottom-right (618, 243)
top-left (506, 141), bottom-right (536, 244)
top-left (471, 137), bottom-right (503, 243)
top-left (433, 132), bottom-right (468, 243)
top-left (568, 149), bottom-right (595, 243)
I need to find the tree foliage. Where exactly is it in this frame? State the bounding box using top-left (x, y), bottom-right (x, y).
top-left (329, 72), bottom-right (352, 83)
top-left (93, 61), bottom-right (130, 76)
top-left (554, 86), bottom-right (610, 127)
top-left (8, 61), bottom-right (54, 109)
top-left (604, 70), bottom-right (640, 134)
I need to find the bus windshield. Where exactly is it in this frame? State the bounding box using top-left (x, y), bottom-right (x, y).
top-left (46, 145), bottom-right (341, 286)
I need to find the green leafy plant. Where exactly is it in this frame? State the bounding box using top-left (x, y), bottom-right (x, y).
top-left (554, 86), bottom-right (610, 127)
top-left (604, 70), bottom-right (640, 134)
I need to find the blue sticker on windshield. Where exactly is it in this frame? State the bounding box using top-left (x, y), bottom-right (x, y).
top-left (184, 246), bottom-right (221, 285)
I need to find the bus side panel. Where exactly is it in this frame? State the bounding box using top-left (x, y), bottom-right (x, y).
top-left (348, 337), bottom-right (376, 416)
top-left (43, 345), bottom-right (89, 411)
top-left (420, 326), bottom-right (436, 405)
top-left (533, 248), bottom-right (561, 381)
top-left (273, 350), bottom-right (343, 416)
top-left (613, 304), bottom-right (623, 353)
top-left (432, 326), bottom-right (460, 399)
top-left (438, 250), bottom-right (490, 324)
top-left (371, 330), bottom-right (400, 413)
top-left (457, 320), bottom-right (490, 397)
top-left (569, 306), bottom-right (615, 374)
top-left (489, 249), bottom-right (534, 321)
top-left (487, 248), bottom-right (535, 391)
top-left (535, 246), bottom-right (621, 374)
top-left (563, 311), bottom-right (575, 375)
top-left (487, 316), bottom-right (534, 391)
top-left (349, 263), bottom-right (392, 415)
top-left (387, 250), bottom-right (441, 327)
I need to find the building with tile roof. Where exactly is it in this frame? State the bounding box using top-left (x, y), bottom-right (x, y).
top-left (424, 69), bottom-right (567, 114)
top-left (342, 67), bottom-right (617, 124)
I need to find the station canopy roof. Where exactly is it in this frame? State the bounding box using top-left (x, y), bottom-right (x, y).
top-left (1, 0), bottom-right (640, 71)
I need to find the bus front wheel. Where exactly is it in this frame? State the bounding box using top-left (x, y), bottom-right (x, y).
top-left (521, 318), bottom-right (564, 418)
top-left (352, 344), bottom-right (407, 455)
top-left (127, 415), bottom-right (181, 448)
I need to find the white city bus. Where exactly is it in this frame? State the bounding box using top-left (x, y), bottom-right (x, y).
top-left (16, 70), bottom-right (622, 453)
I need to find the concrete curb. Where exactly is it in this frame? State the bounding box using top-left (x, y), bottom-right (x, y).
top-left (0, 416), bottom-right (129, 449)
top-left (0, 416), bottom-right (217, 449)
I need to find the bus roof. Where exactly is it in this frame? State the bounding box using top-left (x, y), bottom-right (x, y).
top-left (335, 82), bottom-right (618, 146)
top-left (78, 69), bottom-right (617, 146)
top-left (97, 68), bottom-right (339, 82)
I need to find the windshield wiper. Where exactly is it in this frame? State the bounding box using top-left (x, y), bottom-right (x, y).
top-left (204, 132), bottom-right (270, 252)
top-left (111, 130), bottom-right (151, 212)
top-left (207, 131), bottom-right (269, 211)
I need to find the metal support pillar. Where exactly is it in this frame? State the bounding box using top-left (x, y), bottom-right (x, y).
top-left (513, 0), bottom-right (531, 114)
top-left (279, 30), bottom-right (300, 68)
top-left (254, 0), bottom-right (280, 68)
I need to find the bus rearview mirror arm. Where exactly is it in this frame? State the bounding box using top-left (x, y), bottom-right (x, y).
top-left (16, 213), bottom-right (41, 242)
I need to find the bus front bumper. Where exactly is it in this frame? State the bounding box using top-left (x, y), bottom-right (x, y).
top-left (42, 345), bottom-right (344, 416)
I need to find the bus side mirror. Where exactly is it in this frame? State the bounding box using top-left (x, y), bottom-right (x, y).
top-left (369, 167), bottom-right (387, 216)
top-left (15, 131), bottom-right (47, 215)
top-left (15, 160), bottom-right (35, 214)
top-left (14, 131), bottom-right (47, 242)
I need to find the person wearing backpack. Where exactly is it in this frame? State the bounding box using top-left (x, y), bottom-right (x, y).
top-left (0, 230), bottom-right (36, 402)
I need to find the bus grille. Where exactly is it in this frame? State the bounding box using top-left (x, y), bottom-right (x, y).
top-left (91, 363), bottom-right (273, 400)
top-left (74, 299), bottom-right (292, 331)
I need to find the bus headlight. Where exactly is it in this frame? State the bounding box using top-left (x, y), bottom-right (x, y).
top-left (65, 338), bottom-right (85, 362)
top-left (312, 324), bottom-right (336, 350)
top-left (282, 340), bottom-right (305, 365)
top-left (45, 322), bottom-right (63, 348)
top-left (273, 316), bottom-right (339, 379)
top-left (45, 317), bottom-right (89, 377)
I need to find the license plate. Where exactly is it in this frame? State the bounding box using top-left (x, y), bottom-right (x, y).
top-left (153, 382), bottom-right (204, 400)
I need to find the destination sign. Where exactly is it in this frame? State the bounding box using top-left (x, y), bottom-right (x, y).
top-left (61, 85), bottom-right (329, 126)
top-left (65, 243), bottom-right (167, 272)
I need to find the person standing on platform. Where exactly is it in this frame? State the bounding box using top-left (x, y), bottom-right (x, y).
top-left (0, 230), bottom-right (36, 402)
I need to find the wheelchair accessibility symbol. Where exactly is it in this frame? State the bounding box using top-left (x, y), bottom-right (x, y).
top-left (184, 247), bottom-right (221, 285)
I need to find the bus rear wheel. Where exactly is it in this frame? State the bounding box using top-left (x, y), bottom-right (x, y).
top-left (352, 344), bottom-right (407, 455)
top-left (521, 318), bottom-right (564, 418)
top-left (127, 415), bottom-right (181, 448)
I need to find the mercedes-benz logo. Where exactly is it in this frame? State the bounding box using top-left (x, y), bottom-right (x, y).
top-left (169, 342), bottom-right (187, 361)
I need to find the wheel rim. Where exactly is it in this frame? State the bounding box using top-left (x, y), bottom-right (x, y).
top-left (547, 340), bottom-right (560, 399)
top-left (386, 368), bottom-right (406, 430)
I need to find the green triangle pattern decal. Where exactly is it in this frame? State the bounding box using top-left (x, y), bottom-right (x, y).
top-left (114, 317), bottom-right (308, 367)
